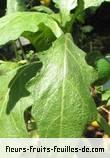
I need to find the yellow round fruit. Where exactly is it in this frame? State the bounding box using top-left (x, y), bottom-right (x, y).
top-left (91, 121), bottom-right (100, 128)
top-left (40, 0), bottom-right (51, 6)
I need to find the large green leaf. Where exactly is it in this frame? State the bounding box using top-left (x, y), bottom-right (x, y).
top-left (84, 0), bottom-right (110, 9)
top-left (0, 61), bottom-right (42, 137)
top-left (28, 33), bottom-right (98, 137)
top-left (0, 12), bottom-right (63, 46)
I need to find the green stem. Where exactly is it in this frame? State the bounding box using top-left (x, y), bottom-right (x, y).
top-left (12, 41), bottom-right (19, 61)
top-left (66, 14), bottom-right (75, 33)
top-left (66, 0), bottom-right (85, 33)
top-left (18, 38), bottom-right (26, 60)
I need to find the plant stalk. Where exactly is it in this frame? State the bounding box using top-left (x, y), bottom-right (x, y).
top-left (12, 41), bottom-right (19, 60)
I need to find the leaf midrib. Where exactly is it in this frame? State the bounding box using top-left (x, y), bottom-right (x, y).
top-left (59, 37), bottom-right (67, 137)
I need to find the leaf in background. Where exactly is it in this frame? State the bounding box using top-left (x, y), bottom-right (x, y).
top-left (102, 80), bottom-right (110, 101)
top-left (7, 0), bottom-right (26, 14)
top-left (103, 80), bottom-right (110, 91)
top-left (53, 0), bottom-right (78, 27)
top-left (102, 90), bottom-right (110, 101)
top-left (94, 58), bottom-right (110, 85)
top-left (0, 12), bottom-right (63, 46)
top-left (53, 0), bottom-right (77, 11)
top-left (84, 0), bottom-right (110, 9)
top-left (0, 61), bottom-right (42, 137)
top-left (28, 33), bottom-right (98, 137)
